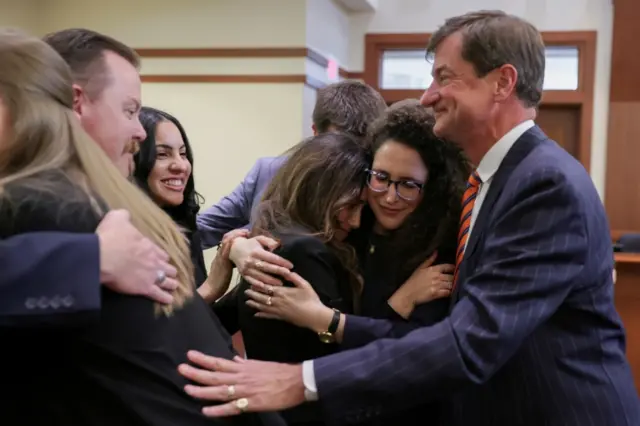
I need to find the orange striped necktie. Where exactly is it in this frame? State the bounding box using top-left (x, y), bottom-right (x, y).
top-left (452, 171), bottom-right (482, 291)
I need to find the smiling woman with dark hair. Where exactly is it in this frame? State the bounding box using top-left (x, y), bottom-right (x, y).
top-left (133, 107), bottom-right (210, 284)
top-left (134, 107), bottom-right (203, 222)
top-left (133, 106), bottom-right (247, 332)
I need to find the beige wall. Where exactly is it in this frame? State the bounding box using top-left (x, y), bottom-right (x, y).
top-left (0, 0), bottom-right (38, 31)
top-left (37, 0), bottom-right (307, 47)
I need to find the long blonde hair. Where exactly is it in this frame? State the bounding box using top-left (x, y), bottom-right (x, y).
top-left (0, 28), bottom-right (193, 315)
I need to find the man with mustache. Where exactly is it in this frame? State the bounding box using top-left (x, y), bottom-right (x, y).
top-left (2, 29), bottom-right (175, 328)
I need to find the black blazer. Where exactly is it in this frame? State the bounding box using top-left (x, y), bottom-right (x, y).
top-left (0, 171), bottom-right (285, 426)
top-left (237, 230), bottom-right (355, 425)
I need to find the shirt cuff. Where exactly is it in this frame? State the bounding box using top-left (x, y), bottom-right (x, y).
top-left (302, 360), bottom-right (319, 401)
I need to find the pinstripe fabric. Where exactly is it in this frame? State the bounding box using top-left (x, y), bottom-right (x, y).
top-left (312, 128), bottom-right (640, 426)
top-left (453, 171), bottom-right (481, 291)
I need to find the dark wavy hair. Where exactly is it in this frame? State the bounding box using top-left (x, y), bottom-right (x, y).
top-left (368, 99), bottom-right (471, 281)
top-left (133, 106), bottom-right (204, 230)
top-left (252, 132), bottom-right (370, 299)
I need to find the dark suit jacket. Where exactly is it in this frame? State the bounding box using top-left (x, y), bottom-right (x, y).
top-left (311, 126), bottom-right (640, 426)
top-left (0, 232), bottom-right (101, 327)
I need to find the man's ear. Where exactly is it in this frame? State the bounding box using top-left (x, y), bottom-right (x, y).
top-left (311, 123), bottom-right (318, 136)
top-left (72, 83), bottom-right (84, 117)
top-left (494, 64), bottom-right (518, 103)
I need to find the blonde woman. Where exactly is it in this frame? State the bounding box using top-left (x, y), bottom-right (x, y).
top-left (0, 29), bottom-right (284, 426)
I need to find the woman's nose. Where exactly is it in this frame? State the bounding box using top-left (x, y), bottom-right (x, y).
top-left (169, 158), bottom-right (188, 172)
top-left (384, 185), bottom-right (398, 203)
top-left (349, 212), bottom-right (361, 229)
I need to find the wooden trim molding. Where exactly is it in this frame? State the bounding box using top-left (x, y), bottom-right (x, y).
top-left (363, 31), bottom-right (597, 172)
top-left (614, 252), bottom-right (640, 264)
top-left (142, 74), bottom-right (307, 84)
top-left (136, 47), bottom-right (361, 88)
top-left (136, 47), bottom-right (309, 58)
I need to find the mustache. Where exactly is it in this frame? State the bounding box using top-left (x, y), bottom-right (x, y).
top-left (124, 140), bottom-right (140, 155)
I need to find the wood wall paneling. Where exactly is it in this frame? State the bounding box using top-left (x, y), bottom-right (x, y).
top-left (135, 47), bottom-right (360, 87)
top-left (606, 102), bottom-right (640, 232)
top-left (605, 0), bottom-right (640, 234)
top-left (605, 0), bottom-right (640, 392)
top-left (614, 262), bottom-right (640, 393)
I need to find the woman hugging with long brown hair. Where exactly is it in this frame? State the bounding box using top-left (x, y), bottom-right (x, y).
top-left (233, 131), bottom-right (369, 426)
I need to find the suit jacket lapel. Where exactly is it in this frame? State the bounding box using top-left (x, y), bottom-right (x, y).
top-left (450, 126), bottom-right (548, 304)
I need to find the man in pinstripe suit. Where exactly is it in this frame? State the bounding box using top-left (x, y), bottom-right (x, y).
top-left (178, 10), bottom-right (640, 426)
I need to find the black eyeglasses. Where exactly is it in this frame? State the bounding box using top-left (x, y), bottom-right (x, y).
top-left (365, 169), bottom-right (424, 201)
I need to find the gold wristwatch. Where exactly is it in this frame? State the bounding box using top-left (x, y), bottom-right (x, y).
top-left (318, 309), bottom-right (341, 344)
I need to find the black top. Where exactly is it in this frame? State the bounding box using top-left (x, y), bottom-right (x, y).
top-left (344, 207), bottom-right (450, 426)
top-left (167, 213), bottom-right (208, 288)
top-left (237, 231), bottom-right (355, 426)
top-left (213, 282), bottom-right (242, 335)
top-left (0, 171), bottom-right (284, 426)
top-left (347, 206), bottom-right (451, 326)
top-left (164, 206), bottom-right (240, 336)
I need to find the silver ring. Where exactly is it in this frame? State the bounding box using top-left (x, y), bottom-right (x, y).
top-left (255, 260), bottom-right (264, 269)
top-left (266, 296), bottom-right (272, 306)
top-left (155, 270), bottom-right (166, 285)
top-left (266, 286), bottom-right (275, 296)
top-left (227, 385), bottom-right (235, 399)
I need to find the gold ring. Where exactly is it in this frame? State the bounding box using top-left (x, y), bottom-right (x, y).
top-left (255, 260), bottom-right (264, 269)
top-left (266, 285), bottom-right (274, 296)
top-left (266, 296), bottom-right (272, 306)
top-left (226, 385), bottom-right (235, 399)
top-left (235, 397), bottom-right (249, 413)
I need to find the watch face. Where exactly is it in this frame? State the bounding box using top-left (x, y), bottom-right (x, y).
top-left (318, 331), bottom-right (334, 344)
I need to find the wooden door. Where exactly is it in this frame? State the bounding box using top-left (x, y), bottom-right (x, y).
top-left (536, 105), bottom-right (581, 158)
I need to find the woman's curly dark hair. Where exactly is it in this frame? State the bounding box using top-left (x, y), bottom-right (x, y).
top-left (368, 99), bottom-right (471, 282)
top-left (133, 106), bottom-right (204, 231)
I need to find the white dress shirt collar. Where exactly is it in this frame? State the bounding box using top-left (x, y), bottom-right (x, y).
top-left (476, 120), bottom-right (535, 183)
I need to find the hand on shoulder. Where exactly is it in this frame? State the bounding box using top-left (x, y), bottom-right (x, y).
top-left (96, 209), bottom-right (179, 305)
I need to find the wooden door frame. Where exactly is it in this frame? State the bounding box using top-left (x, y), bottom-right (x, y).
top-left (363, 31), bottom-right (597, 172)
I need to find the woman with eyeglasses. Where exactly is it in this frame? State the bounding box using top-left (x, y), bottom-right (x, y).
top-left (350, 100), bottom-right (470, 323)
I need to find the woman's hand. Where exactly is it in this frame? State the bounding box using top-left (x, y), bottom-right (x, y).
top-left (229, 236), bottom-right (293, 287)
top-left (197, 229), bottom-right (249, 303)
top-left (244, 272), bottom-right (335, 334)
top-left (388, 252), bottom-right (455, 318)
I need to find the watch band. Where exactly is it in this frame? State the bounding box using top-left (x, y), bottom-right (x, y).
top-left (327, 308), bottom-right (341, 334)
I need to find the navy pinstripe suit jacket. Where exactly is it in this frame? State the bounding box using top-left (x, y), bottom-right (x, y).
top-left (312, 126), bottom-right (640, 426)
